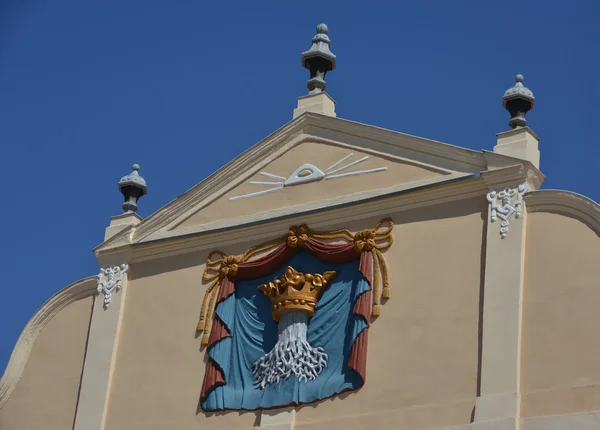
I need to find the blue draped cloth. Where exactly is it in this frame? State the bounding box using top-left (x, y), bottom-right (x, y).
top-left (203, 249), bottom-right (368, 410)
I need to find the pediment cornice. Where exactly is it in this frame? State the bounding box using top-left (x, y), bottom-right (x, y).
top-left (102, 173), bottom-right (483, 263)
top-left (94, 113), bottom-right (545, 260)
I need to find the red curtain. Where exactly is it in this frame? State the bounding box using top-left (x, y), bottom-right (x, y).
top-left (236, 244), bottom-right (296, 280)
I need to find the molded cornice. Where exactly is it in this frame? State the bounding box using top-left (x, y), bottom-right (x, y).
top-left (481, 163), bottom-right (545, 191)
top-left (525, 190), bottom-right (600, 233)
top-left (151, 173), bottom-right (470, 243)
top-left (482, 151), bottom-right (545, 190)
top-left (0, 277), bottom-right (97, 410)
top-left (117, 174), bottom-right (486, 263)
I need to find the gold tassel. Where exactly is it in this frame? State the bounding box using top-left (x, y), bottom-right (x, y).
top-left (197, 279), bottom-right (218, 333)
top-left (201, 286), bottom-right (220, 346)
top-left (372, 252), bottom-right (382, 308)
top-left (372, 304), bottom-right (381, 316)
top-left (374, 249), bottom-right (391, 300)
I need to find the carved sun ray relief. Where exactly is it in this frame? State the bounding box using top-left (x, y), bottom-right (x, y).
top-left (229, 153), bottom-right (388, 200)
top-left (198, 219), bottom-right (394, 411)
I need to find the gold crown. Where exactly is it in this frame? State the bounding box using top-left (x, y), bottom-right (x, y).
top-left (258, 266), bottom-right (336, 321)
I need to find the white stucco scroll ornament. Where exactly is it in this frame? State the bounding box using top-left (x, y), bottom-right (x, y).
top-left (97, 263), bottom-right (129, 309)
top-left (487, 183), bottom-right (527, 238)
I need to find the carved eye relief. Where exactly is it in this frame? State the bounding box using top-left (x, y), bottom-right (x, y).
top-left (297, 169), bottom-right (313, 178)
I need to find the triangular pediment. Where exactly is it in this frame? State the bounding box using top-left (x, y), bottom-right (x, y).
top-left (97, 113), bottom-right (489, 250)
top-left (173, 141), bottom-right (449, 232)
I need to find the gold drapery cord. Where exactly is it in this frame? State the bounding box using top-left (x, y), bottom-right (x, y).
top-left (311, 228), bottom-right (355, 242)
top-left (351, 218), bottom-right (394, 316)
top-left (197, 218), bottom-right (394, 345)
top-left (197, 251), bottom-right (245, 344)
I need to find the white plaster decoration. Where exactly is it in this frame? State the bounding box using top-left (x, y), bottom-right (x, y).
top-left (230, 152), bottom-right (387, 200)
top-left (487, 183), bottom-right (527, 238)
top-left (97, 263), bottom-right (128, 309)
top-left (251, 311), bottom-right (328, 389)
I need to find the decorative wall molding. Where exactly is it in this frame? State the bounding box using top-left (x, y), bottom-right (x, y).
top-left (487, 183), bottom-right (527, 238)
top-left (100, 173), bottom-right (484, 264)
top-left (524, 189), bottom-right (600, 234)
top-left (97, 264), bottom-right (129, 309)
top-left (521, 408), bottom-right (600, 430)
top-left (148, 173), bottom-right (469, 244)
top-left (0, 277), bottom-right (97, 410)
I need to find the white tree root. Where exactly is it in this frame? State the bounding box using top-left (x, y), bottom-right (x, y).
top-left (251, 311), bottom-right (328, 389)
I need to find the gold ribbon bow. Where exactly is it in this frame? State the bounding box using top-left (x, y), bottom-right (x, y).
top-left (287, 225), bottom-right (309, 248)
top-left (219, 255), bottom-right (242, 278)
top-left (353, 229), bottom-right (377, 252)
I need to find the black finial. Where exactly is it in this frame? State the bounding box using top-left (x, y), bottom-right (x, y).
top-left (118, 164), bottom-right (147, 213)
top-left (502, 74), bottom-right (535, 129)
top-left (301, 24), bottom-right (337, 94)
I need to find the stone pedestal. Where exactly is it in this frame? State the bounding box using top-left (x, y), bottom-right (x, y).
top-left (494, 128), bottom-right (540, 169)
top-left (104, 212), bottom-right (143, 241)
top-left (293, 92), bottom-right (336, 119)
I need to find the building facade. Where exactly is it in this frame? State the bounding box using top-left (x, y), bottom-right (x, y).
top-left (1, 24), bottom-right (599, 430)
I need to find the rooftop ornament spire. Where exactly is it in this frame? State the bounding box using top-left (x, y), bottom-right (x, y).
top-left (502, 74), bottom-right (535, 129)
top-left (301, 23), bottom-right (336, 95)
top-left (118, 164), bottom-right (147, 213)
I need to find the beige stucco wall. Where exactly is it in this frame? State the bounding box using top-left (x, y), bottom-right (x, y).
top-left (521, 211), bottom-right (600, 418)
top-left (105, 196), bottom-right (486, 430)
top-left (104, 248), bottom-right (260, 430)
top-left (175, 142), bottom-right (446, 231)
top-left (0, 296), bottom-right (93, 429)
top-left (295, 197), bottom-right (486, 429)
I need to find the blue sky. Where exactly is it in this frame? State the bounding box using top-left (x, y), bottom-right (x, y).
top-left (0, 1), bottom-right (598, 373)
